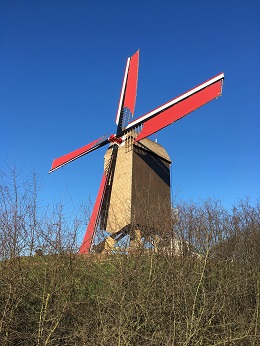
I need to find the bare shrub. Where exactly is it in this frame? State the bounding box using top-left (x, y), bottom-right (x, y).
top-left (0, 164), bottom-right (85, 259)
top-left (0, 166), bottom-right (259, 345)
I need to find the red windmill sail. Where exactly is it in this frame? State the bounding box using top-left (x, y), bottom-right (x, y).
top-left (79, 171), bottom-right (108, 254)
top-left (116, 50), bottom-right (139, 132)
top-left (123, 50), bottom-right (139, 117)
top-left (125, 73), bottom-right (224, 141)
top-left (49, 50), bottom-right (224, 254)
top-left (49, 134), bottom-right (109, 173)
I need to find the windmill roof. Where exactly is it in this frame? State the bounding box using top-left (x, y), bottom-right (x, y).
top-left (137, 137), bottom-right (172, 163)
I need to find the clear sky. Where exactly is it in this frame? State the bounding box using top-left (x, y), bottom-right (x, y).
top-left (1, 0), bottom-right (259, 211)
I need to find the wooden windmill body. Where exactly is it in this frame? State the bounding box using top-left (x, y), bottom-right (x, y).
top-left (96, 132), bottom-right (172, 252)
top-left (49, 50), bottom-right (224, 254)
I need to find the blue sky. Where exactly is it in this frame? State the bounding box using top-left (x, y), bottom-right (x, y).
top-left (1, 0), bottom-right (259, 211)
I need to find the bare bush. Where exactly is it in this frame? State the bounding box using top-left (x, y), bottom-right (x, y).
top-left (0, 165), bottom-right (85, 259)
top-left (0, 166), bottom-right (259, 345)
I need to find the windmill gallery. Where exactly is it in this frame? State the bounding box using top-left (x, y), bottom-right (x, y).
top-left (49, 50), bottom-right (224, 254)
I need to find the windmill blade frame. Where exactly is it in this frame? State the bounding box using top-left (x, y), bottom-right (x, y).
top-left (79, 144), bottom-right (119, 253)
top-left (79, 170), bottom-right (108, 254)
top-left (124, 72), bottom-right (224, 142)
top-left (49, 134), bottom-right (109, 173)
top-left (116, 50), bottom-right (139, 134)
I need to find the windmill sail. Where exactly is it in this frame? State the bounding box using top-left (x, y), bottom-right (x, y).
top-left (116, 50), bottom-right (139, 133)
top-left (123, 50), bottom-right (139, 117)
top-left (79, 171), bottom-right (108, 254)
top-left (124, 73), bottom-right (224, 142)
top-left (49, 134), bottom-right (109, 173)
top-left (79, 146), bottom-right (118, 254)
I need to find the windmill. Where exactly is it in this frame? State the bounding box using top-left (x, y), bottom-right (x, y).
top-left (49, 50), bottom-right (224, 254)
